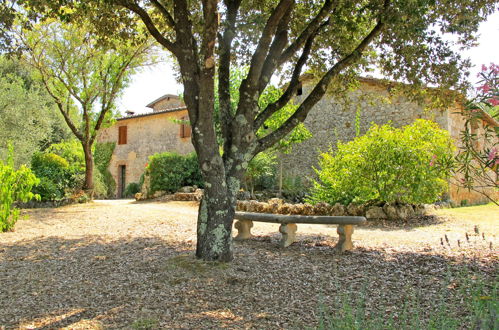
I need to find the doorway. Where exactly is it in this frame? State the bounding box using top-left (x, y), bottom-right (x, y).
top-left (119, 165), bottom-right (126, 198)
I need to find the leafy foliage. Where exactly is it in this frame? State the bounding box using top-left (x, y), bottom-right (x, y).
top-left (453, 63), bottom-right (499, 205)
top-left (0, 145), bottom-right (39, 232)
top-left (16, 19), bottom-right (154, 192)
top-left (147, 152), bottom-right (203, 194)
top-left (94, 142), bottom-right (116, 198)
top-left (309, 120), bottom-right (455, 205)
top-left (124, 182), bottom-right (141, 198)
top-left (243, 151), bottom-right (277, 197)
top-left (0, 55), bottom-right (70, 166)
top-left (31, 152), bottom-right (72, 201)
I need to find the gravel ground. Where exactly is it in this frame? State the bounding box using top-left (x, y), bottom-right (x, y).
top-left (0, 200), bottom-right (497, 329)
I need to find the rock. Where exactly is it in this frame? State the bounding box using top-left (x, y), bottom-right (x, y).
top-left (268, 198), bottom-right (284, 206)
top-left (347, 203), bottom-right (364, 216)
top-left (236, 200), bottom-right (246, 211)
top-left (422, 204), bottom-right (436, 214)
top-left (396, 204), bottom-right (415, 219)
top-left (255, 202), bottom-right (270, 213)
top-left (236, 190), bottom-right (251, 200)
top-left (178, 186), bottom-right (195, 193)
top-left (302, 203), bottom-right (315, 215)
top-left (331, 203), bottom-right (346, 216)
top-left (153, 190), bottom-right (166, 198)
top-left (193, 189), bottom-right (203, 200)
top-left (246, 200), bottom-right (259, 212)
top-left (313, 202), bottom-right (331, 215)
top-left (366, 206), bottom-right (387, 219)
top-left (413, 204), bottom-right (426, 216)
top-left (134, 192), bottom-right (143, 201)
top-left (277, 203), bottom-right (294, 215)
top-left (383, 203), bottom-right (398, 220)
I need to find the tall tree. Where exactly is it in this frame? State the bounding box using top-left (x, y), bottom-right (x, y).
top-left (0, 55), bottom-right (70, 166)
top-left (16, 20), bottom-right (154, 193)
top-left (11, 0), bottom-right (497, 261)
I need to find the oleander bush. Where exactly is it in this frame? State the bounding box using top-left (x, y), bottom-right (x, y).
top-left (309, 119), bottom-right (455, 205)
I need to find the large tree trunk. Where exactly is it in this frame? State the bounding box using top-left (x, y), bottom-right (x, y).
top-left (82, 142), bottom-right (94, 195)
top-left (195, 177), bottom-right (238, 261)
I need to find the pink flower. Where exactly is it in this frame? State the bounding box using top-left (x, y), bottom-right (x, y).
top-left (488, 98), bottom-right (499, 106)
top-left (488, 148), bottom-right (497, 161)
top-left (478, 84), bottom-right (491, 93)
top-left (481, 64), bottom-right (488, 71)
top-left (429, 154), bottom-right (437, 166)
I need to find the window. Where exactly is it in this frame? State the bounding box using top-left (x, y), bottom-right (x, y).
top-left (118, 126), bottom-right (127, 145)
top-left (180, 116), bottom-right (191, 138)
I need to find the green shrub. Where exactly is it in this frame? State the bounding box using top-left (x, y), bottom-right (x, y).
top-left (94, 142), bottom-right (116, 198)
top-left (309, 119), bottom-right (455, 205)
top-left (124, 182), bottom-right (141, 197)
top-left (147, 152), bottom-right (203, 194)
top-left (92, 169), bottom-right (108, 199)
top-left (46, 140), bottom-right (85, 173)
top-left (1, 146), bottom-right (39, 232)
top-left (31, 152), bottom-right (72, 201)
top-left (243, 152), bottom-right (277, 196)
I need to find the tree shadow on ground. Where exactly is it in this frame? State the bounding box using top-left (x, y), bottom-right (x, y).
top-left (1, 233), bottom-right (495, 329)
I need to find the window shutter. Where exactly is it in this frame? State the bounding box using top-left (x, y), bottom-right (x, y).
top-left (180, 116), bottom-right (191, 138)
top-left (118, 126), bottom-right (127, 144)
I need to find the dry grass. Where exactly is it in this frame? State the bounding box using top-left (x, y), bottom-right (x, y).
top-left (0, 200), bottom-right (497, 329)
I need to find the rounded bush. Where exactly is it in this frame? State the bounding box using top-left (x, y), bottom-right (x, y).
top-left (147, 152), bottom-right (203, 194)
top-left (308, 119), bottom-right (455, 205)
top-left (31, 152), bottom-right (71, 201)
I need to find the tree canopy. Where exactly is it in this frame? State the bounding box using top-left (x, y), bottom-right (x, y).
top-left (0, 55), bottom-right (70, 166)
top-left (15, 19), bottom-right (155, 192)
top-left (7, 0), bottom-right (497, 261)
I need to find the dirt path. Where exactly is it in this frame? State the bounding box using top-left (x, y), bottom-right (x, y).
top-left (0, 200), bottom-right (497, 329)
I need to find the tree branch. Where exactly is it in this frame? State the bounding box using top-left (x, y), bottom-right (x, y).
top-left (256, 18), bottom-right (386, 154)
top-left (255, 19), bottom-right (328, 129)
top-left (218, 0), bottom-right (242, 153)
top-left (237, 0), bottom-right (294, 109)
top-left (257, 1), bottom-right (295, 94)
top-left (116, 0), bottom-right (178, 55)
top-left (278, 0), bottom-right (337, 67)
top-left (150, 0), bottom-right (176, 28)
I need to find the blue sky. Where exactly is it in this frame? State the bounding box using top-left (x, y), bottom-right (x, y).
top-left (118, 11), bottom-right (499, 115)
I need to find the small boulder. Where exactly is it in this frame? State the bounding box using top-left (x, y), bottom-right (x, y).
top-left (237, 190), bottom-right (251, 200)
top-left (383, 203), bottom-right (398, 220)
top-left (302, 203), bottom-right (315, 215)
top-left (366, 206), bottom-right (387, 219)
top-left (178, 186), bottom-right (195, 193)
top-left (277, 203), bottom-right (294, 215)
top-left (396, 204), bottom-right (415, 219)
top-left (331, 203), bottom-right (346, 216)
top-left (313, 202), bottom-right (331, 215)
top-left (347, 203), bottom-right (364, 216)
top-left (153, 190), bottom-right (166, 198)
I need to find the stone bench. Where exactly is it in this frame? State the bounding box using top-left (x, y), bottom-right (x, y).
top-left (234, 212), bottom-right (366, 252)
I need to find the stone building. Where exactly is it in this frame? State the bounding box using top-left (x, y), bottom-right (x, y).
top-left (97, 94), bottom-right (194, 197)
top-left (280, 76), bottom-right (498, 205)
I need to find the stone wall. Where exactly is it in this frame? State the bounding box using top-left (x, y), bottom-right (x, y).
top-left (152, 96), bottom-right (185, 111)
top-left (279, 79), bottom-right (495, 205)
top-left (281, 80), bottom-right (448, 179)
top-left (98, 109), bottom-right (194, 197)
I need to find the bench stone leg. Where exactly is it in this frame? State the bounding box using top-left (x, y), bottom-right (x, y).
top-left (234, 220), bottom-right (253, 240)
top-left (279, 223), bottom-right (297, 247)
top-left (335, 224), bottom-right (354, 252)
